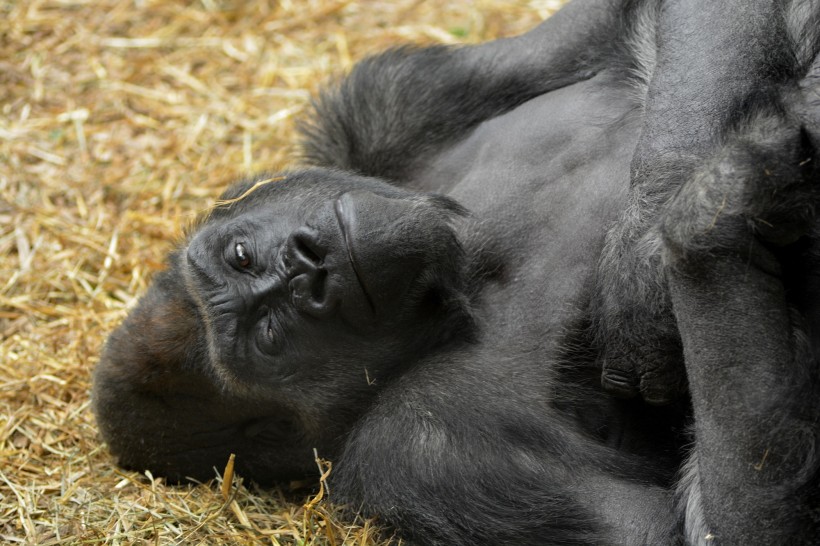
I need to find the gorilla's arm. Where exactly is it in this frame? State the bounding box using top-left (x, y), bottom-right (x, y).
top-left (595, 0), bottom-right (803, 404)
top-left (300, 0), bottom-right (624, 182)
top-left (331, 356), bottom-right (680, 545)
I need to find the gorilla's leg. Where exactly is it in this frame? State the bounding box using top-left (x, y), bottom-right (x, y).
top-left (662, 111), bottom-right (820, 544)
top-left (596, 0), bottom-right (794, 404)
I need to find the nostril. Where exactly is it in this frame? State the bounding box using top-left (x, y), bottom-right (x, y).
top-left (293, 233), bottom-right (323, 266)
top-left (286, 227), bottom-right (326, 273)
top-left (290, 268), bottom-right (337, 318)
top-left (310, 268), bottom-right (327, 301)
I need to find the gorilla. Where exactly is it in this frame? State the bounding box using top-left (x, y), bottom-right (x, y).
top-left (93, 0), bottom-right (820, 544)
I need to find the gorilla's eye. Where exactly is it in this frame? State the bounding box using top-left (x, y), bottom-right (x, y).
top-left (235, 242), bottom-right (251, 268)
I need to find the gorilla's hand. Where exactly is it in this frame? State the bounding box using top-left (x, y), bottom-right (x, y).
top-left (599, 330), bottom-right (687, 406)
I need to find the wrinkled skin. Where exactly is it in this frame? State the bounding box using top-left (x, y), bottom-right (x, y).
top-left (93, 0), bottom-right (820, 544)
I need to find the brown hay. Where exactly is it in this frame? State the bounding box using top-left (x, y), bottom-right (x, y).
top-left (0, 1), bottom-right (563, 544)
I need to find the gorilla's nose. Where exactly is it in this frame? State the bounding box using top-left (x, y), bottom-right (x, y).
top-left (283, 227), bottom-right (339, 318)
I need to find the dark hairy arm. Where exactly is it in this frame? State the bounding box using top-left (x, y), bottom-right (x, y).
top-left (300, 0), bottom-right (624, 182)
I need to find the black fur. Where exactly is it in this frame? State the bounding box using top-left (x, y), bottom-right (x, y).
top-left (93, 0), bottom-right (820, 544)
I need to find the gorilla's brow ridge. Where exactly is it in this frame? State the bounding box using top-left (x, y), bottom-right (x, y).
top-left (184, 175), bottom-right (286, 239)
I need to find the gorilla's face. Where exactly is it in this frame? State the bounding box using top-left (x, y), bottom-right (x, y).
top-left (93, 169), bottom-right (475, 483)
top-left (184, 169), bottom-right (470, 391)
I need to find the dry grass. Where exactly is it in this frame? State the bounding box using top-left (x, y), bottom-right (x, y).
top-left (0, 1), bottom-right (565, 544)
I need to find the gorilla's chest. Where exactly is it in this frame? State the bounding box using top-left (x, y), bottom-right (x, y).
top-left (415, 72), bottom-right (641, 345)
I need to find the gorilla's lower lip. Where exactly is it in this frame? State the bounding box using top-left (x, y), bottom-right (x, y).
top-left (333, 197), bottom-right (377, 314)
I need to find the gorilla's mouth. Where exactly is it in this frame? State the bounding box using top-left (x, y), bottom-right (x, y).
top-left (333, 197), bottom-right (377, 313)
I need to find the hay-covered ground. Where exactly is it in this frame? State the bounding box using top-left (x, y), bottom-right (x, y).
top-left (0, 1), bottom-right (565, 544)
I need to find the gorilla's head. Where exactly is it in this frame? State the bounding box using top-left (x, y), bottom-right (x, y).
top-left (92, 169), bottom-right (475, 483)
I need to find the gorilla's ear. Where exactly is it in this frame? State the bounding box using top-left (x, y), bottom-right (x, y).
top-left (94, 259), bottom-right (208, 396)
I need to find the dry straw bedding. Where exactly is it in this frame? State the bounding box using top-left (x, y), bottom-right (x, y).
top-left (0, 1), bottom-right (566, 544)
